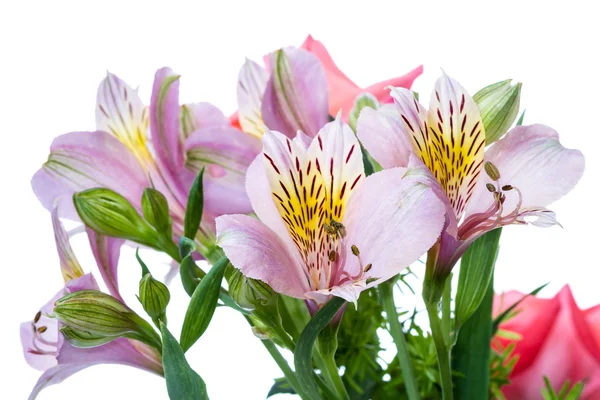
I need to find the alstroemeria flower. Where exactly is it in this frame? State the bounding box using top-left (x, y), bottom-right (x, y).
top-left (493, 287), bottom-right (600, 399)
top-left (21, 210), bottom-right (162, 399)
top-left (32, 69), bottom-right (259, 296)
top-left (233, 35), bottom-right (423, 139)
top-left (357, 73), bottom-right (585, 276)
top-left (216, 117), bottom-right (445, 305)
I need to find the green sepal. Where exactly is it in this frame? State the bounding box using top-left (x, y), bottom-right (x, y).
top-left (473, 79), bottom-right (522, 145)
top-left (142, 188), bottom-right (172, 238)
top-left (184, 168), bottom-right (205, 240)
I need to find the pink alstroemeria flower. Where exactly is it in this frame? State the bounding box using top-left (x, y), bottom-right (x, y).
top-left (493, 287), bottom-right (600, 399)
top-left (31, 69), bottom-right (259, 297)
top-left (357, 73), bottom-right (585, 277)
top-left (216, 116), bottom-right (446, 305)
top-left (20, 208), bottom-right (162, 399)
top-left (233, 35), bottom-right (423, 139)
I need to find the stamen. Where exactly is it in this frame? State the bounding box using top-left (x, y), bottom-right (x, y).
top-left (329, 251), bottom-right (337, 262)
top-left (486, 183), bottom-right (496, 192)
top-left (502, 185), bottom-right (513, 191)
top-left (38, 326), bottom-right (47, 334)
top-left (34, 311), bottom-right (41, 323)
top-left (364, 264), bottom-right (372, 273)
top-left (484, 161), bottom-right (501, 181)
top-left (351, 245), bottom-right (360, 256)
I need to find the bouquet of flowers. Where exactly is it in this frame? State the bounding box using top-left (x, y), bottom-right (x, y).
top-left (22, 36), bottom-right (590, 399)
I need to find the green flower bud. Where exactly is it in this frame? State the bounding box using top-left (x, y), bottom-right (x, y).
top-left (53, 290), bottom-right (161, 349)
top-left (473, 79), bottom-right (522, 145)
top-left (73, 188), bottom-right (158, 247)
top-left (141, 188), bottom-right (172, 237)
top-left (228, 268), bottom-right (275, 311)
top-left (139, 273), bottom-right (170, 323)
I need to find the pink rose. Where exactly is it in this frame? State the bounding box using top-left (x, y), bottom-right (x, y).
top-left (494, 286), bottom-right (600, 399)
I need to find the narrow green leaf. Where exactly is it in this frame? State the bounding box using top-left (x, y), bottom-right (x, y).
top-left (295, 296), bottom-right (346, 400)
top-left (180, 254), bottom-right (204, 297)
top-left (180, 256), bottom-right (228, 352)
top-left (452, 229), bottom-right (502, 400)
top-left (184, 168), bottom-right (205, 240)
top-left (160, 322), bottom-right (208, 400)
top-left (566, 382), bottom-right (585, 400)
top-left (455, 228), bottom-right (502, 328)
top-left (179, 236), bottom-right (196, 259)
top-left (516, 109), bottom-right (526, 126)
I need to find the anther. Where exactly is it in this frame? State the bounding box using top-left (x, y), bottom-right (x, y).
top-left (502, 185), bottom-right (513, 191)
top-left (484, 161), bottom-right (501, 181)
top-left (351, 245), bottom-right (360, 256)
top-left (364, 263), bottom-right (372, 273)
top-left (38, 326), bottom-right (48, 334)
top-left (329, 251), bottom-right (336, 262)
top-left (33, 311), bottom-right (41, 324)
top-left (486, 183), bottom-right (496, 192)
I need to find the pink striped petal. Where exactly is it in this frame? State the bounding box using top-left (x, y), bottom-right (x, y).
top-left (86, 228), bottom-right (125, 301)
top-left (31, 131), bottom-right (149, 219)
top-left (261, 48), bottom-right (329, 138)
top-left (184, 126), bottom-right (261, 215)
top-left (237, 58), bottom-right (269, 138)
top-left (52, 204), bottom-right (84, 282)
top-left (181, 102), bottom-right (229, 139)
top-left (464, 124), bottom-right (585, 222)
top-left (216, 214), bottom-right (310, 299)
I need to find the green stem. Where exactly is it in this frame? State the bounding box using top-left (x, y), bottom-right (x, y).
top-left (426, 302), bottom-right (454, 400)
top-left (262, 339), bottom-right (309, 400)
top-left (441, 274), bottom-right (452, 346)
top-left (379, 281), bottom-right (420, 400)
top-left (319, 353), bottom-right (350, 400)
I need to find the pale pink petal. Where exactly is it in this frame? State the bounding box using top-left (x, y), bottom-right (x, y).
top-left (216, 214), bottom-right (310, 298)
top-left (261, 48), bottom-right (329, 138)
top-left (150, 67), bottom-right (183, 174)
top-left (65, 273), bottom-right (100, 292)
top-left (28, 364), bottom-right (89, 400)
top-left (464, 124), bottom-right (585, 220)
top-left (341, 166), bottom-right (446, 286)
top-left (86, 228), bottom-right (125, 301)
top-left (31, 131), bottom-right (149, 219)
top-left (52, 204), bottom-right (84, 282)
top-left (184, 126), bottom-right (261, 215)
top-left (356, 104), bottom-right (413, 169)
top-left (181, 102), bottom-right (229, 138)
top-left (237, 58), bottom-right (269, 138)
top-left (95, 72), bottom-right (149, 163)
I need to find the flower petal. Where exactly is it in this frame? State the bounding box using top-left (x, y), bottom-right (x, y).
top-left (341, 166), bottom-right (446, 285)
top-left (180, 102), bottom-right (229, 139)
top-left (216, 214), bottom-right (309, 298)
top-left (28, 364), bottom-right (89, 400)
top-left (52, 204), bottom-right (84, 282)
top-left (237, 58), bottom-right (269, 138)
top-left (95, 72), bottom-right (149, 164)
top-left (185, 126), bottom-right (260, 215)
top-left (31, 131), bottom-right (150, 219)
top-left (86, 228), bottom-right (125, 301)
top-left (464, 124), bottom-right (585, 220)
top-left (150, 67), bottom-right (183, 174)
top-left (357, 104), bottom-right (413, 169)
top-left (261, 48), bottom-right (329, 138)
top-left (364, 65), bottom-right (424, 105)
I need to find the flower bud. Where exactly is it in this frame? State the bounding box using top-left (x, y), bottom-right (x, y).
top-left (141, 188), bottom-right (172, 237)
top-left (228, 268), bottom-right (275, 311)
top-left (53, 290), bottom-right (161, 349)
top-left (74, 188), bottom-right (158, 247)
top-left (59, 325), bottom-right (117, 348)
top-left (139, 273), bottom-right (170, 323)
top-left (473, 79), bottom-right (522, 145)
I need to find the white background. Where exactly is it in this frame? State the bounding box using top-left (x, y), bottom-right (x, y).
top-left (1, 0), bottom-right (598, 398)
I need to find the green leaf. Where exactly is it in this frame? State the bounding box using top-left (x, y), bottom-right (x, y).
top-left (516, 109), bottom-right (526, 126)
top-left (295, 296), bottom-right (346, 400)
top-left (179, 236), bottom-right (196, 259)
top-left (184, 168), bottom-right (205, 240)
top-left (455, 228), bottom-right (502, 329)
top-left (492, 282), bottom-right (549, 335)
top-left (452, 229), bottom-right (502, 400)
top-left (160, 322), bottom-right (208, 400)
top-left (180, 256), bottom-right (228, 352)
top-left (267, 377), bottom-right (296, 398)
top-left (180, 254), bottom-right (204, 297)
